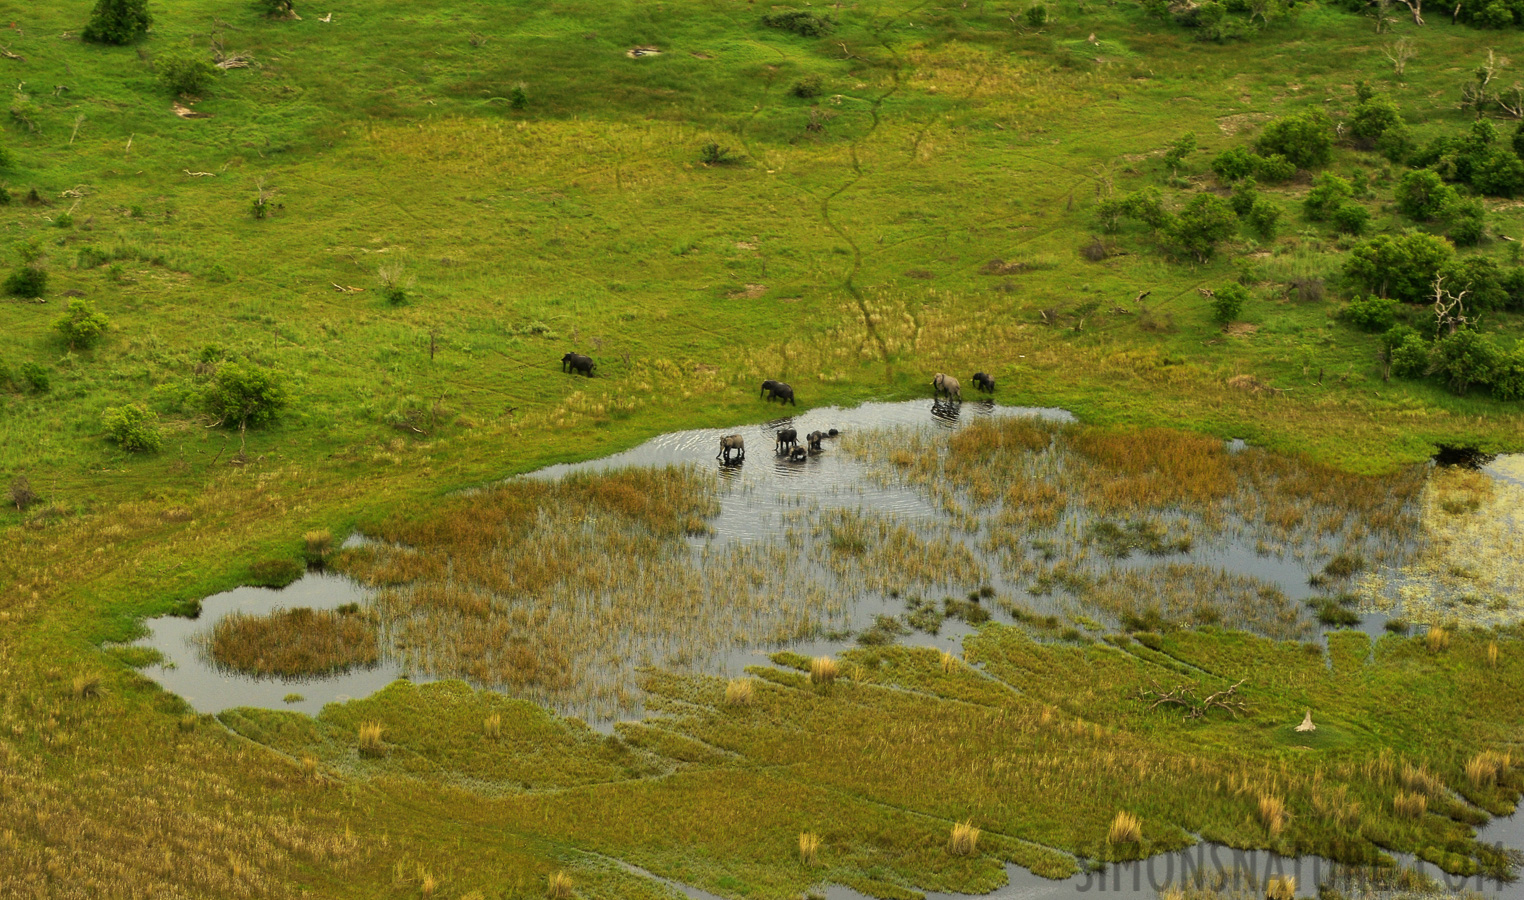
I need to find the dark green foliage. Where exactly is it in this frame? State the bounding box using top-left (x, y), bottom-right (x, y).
top-left (55, 299), bottom-right (111, 350)
top-left (1395, 170), bottom-right (1457, 221)
top-left (1323, 553), bottom-right (1364, 578)
top-left (760, 10), bottom-right (836, 36)
top-left (1255, 110), bottom-right (1334, 170)
top-left (1493, 346), bottom-right (1524, 401)
top-left (1430, 329), bottom-right (1502, 395)
top-left (1470, 147), bottom-right (1524, 198)
top-left (1312, 598), bottom-right (1361, 627)
top-left (155, 49), bottom-right (221, 97)
top-left (1246, 199), bottom-right (1281, 239)
top-left (248, 558), bottom-right (304, 588)
top-left (1439, 256), bottom-right (1508, 310)
top-left (1385, 326), bottom-right (1430, 379)
top-left (3, 266), bottom-right (46, 298)
top-left (1211, 282), bottom-right (1248, 323)
top-left (1163, 132), bottom-right (1197, 171)
top-left (699, 142), bottom-right (740, 166)
top-left (1344, 233), bottom-right (1454, 303)
top-left (1515, 122), bottom-right (1524, 159)
top-left (204, 363), bottom-right (290, 429)
top-left (1163, 193), bottom-right (1237, 261)
top-left (101, 403), bottom-right (163, 452)
top-left (1348, 95), bottom-right (1403, 148)
top-left (1025, 4), bottom-right (1049, 25)
top-left (789, 76), bottom-right (823, 99)
top-left (1330, 202), bottom-right (1370, 236)
top-left (508, 83), bottom-right (528, 110)
top-left (1443, 198), bottom-right (1487, 246)
top-left (1228, 178), bottom-right (1258, 216)
top-left (18, 361), bottom-right (50, 393)
top-left (1122, 187), bottom-right (1170, 228)
top-left (82, 0), bottom-right (152, 45)
top-left (1303, 173), bottom-right (1353, 221)
top-left (258, 0), bottom-right (296, 17)
top-left (1342, 295), bottom-right (1397, 332)
top-left (1504, 267), bottom-right (1524, 312)
top-left (1212, 148), bottom-right (1257, 183)
top-left (1253, 153), bottom-right (1296, 183)
top-left (0, 146), bottom-right (12, 170)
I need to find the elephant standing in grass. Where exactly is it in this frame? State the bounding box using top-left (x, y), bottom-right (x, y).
top-left (972, 372), bottom-right (995, 393)
top-left (762, 380), bottom-right (796, 405)
top-left (718, 434), bottom-right (745, 463)
top-left (932, 372), bottom-right (962, 401)
top-left (562, 352), bottom-right (596, 376)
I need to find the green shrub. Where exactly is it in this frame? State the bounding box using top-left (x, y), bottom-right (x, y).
top-left (82, 0), bottom-right (152, 45)
top-left (789, 76), bottom-right (823, 99)
top-left (3, 266), bottom-right (46, 298)
top-left (1122, 187), bottom-right (1170, 228)
top-left (1493, 346), bottom-right (1524, 401)
top-left (1255, 110), bottom-right (1334, 170)
top-left (55, 299), bottom-right (111, 349)
top-left (1430, 329), bottom-right (1502, 395)
top-left (155, 49), bottom-right (221, 97)
top-left (1395, 170), bottom-right (1457, 221)
top-left (1163, 132), bottom-right (1197, 171)
top-left (699, 142), bottom-right (740, 166)
top-left (1026, 4), bottom-right (1049, 25)
top-left (1330, 202), bottom-right (1370, 235)
top-left (1342, 295), bottom-right (1397, 332)
top-left (1253, 153), bottom-right (1296, 183)
top-left (1212, 148), bottom-right (1258, 183)
top-left (508, 83), bottom-right (528, 110)
top-left (204, 363), bottom-right (289, 429)
top-left (19, 361), bottom-right (50, 393)
top-left (1471, 147), bottom-right (1524, 198)
top-left (1389, 332), bottom-right (1431, 379)
top-left (1438, 255), bottom-right (1508, 309)
top-left (101, 403), bottom-right (163, 452)
top-left (1163, 194), bottom-right (1238, 261)
top-left (1515, 122), bottom-right (1524, 159)
top-left (1348, 96), bottom-right (1403, 147)
top-left (1228, 178), bottom-right (1259, 216)
top-left (1246, 199), bottom-right (1282, 239)
top-left (1211, 282), bottom-right (1249, 323)
top-left (1443, 198), bottom-right (1487, 246)
top-left (1344, 233), bottom-right (1454, 303)
top-left (0, 145), bottom-right (12, 171)
top-left (1303, 173), bottom-right (1353, 221)
top-left (761, 10), bottom-right (835, 36)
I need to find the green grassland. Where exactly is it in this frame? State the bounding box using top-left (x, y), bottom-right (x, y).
top-left (5, 0), bottom-right (1524, 896)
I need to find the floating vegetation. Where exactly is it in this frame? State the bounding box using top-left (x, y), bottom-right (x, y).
top-left (206, 606), bottom-right (379, 678)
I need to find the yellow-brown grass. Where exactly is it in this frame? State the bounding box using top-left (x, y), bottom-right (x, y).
top-left (208, 606), bottom-right (378, 678)
top-left (71, 673), bottom-right (102, 700)
top-left (1400, 762), bottom-right (1442, 796)
top-left (1258, 794), bottom-right (1286, 837)
top-left (303, 529), bottom-right (333, 562)
top-left (1266, 875), bottom-right (1296, 900)
top-left (798, 831), bottom-right (821, 865)
top-left (1466, 750), bottom-right (1511, 789)
top-left (1393, 790), bottom-right (1427, 819)
top-left (940, 650), bottom-right (958, 673)
top-left (810, 656), bottom-right (839, 685)
top-left (357, 721), bottom-right (386, 758)
top-left (1425, 626), bottom-right (1450, 652)
top-left (725, 678), bottom-right (755, 706)
top-left (1107, 811), bottom-right (1141, 844)
top-left (545, 870), bottom-right (573, 899)
top-left (484, 713), bottom-right (502, 740)
top-left (1488, 641), bottom-right (1500, 668)
top-left (948, 820), bottom-right (980, 856)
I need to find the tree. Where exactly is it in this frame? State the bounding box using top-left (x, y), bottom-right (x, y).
top-left (55, 299), bottom-right (111, 349)
top-left (1211, 283), bottom-right (1249, 323)
top-left (1395, 169), bottom-right (1457, 220)
top-left (1212, 147), bottom-right (1258, 182)
top-left (101, 404), bottom-right (163, 452)
top-left (82, 0), bottom-right (151, 45)
top-left (1429, 329), bottom-right (1501, 395)
top-left (155, 48), bottom-right (220, 97)
top-left (1303, 173), bottom-right (1354, 221)
top-left (1164, 194), bottom-right (1238, 262)
top-left (204, 363), bottom-right (289, 430)
top-left (1342, 295), bottom-right (1398, 331)
top-left (1470, 146), bottom-right (1524, 197)
top-left (1438, 255), bottom-right (1509, 309)
top-left (1349, 95), bottom-right (1404, 147)
top-left (1493, 346), bottom-right (1524, 401)
top-left (1344, 233), bottom-right (1454, 302)
top-left (1387, 328), bottom-right (1431, 378)
top-left (1255, 110), bottom-right (1335, 170)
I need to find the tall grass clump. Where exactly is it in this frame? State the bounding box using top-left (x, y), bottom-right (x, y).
top-left (798, 831), bottom-right (821, 865)
top-left (71, 674), bottom-right (102, 700)
top-left (1400, 762), bottom-right (1442, 796)
top-left (725, 678), bottom-right (755, 707)
top-left (484, 713), bottom-right (502, 740)
top-left (545, 871), bottom-right (573, 899)
top-left (1393, 790), bottom-right (1428, 819)
top-left (1258, 795), bottom-right (1286, 837)
top-left (1487, 641), bottom-right (1499, 668)
top-left (1266, 875), bottom-right (1296, 900)
top-left (1465, 751), bottom-right (1510, 788)
top-left (809, 656), bottom-right (839, 685)
top-left (207, 606), bottom-right (378, 677)
top-left (948, 820), bottom-right (980, 856)
top-left (357, 722), bottom-right (386, 758)
top-left (303, 530), bottom-right (333, 565)
top-left (1108, 811), bottom-right (1142, 844)
top-left (1425, 626), bottom-right (1450, 652)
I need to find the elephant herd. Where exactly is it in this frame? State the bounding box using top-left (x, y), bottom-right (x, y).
top-left (716, 425), bottom-right (838, 464)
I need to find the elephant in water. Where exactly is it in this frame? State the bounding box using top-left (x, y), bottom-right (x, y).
top-left (562, 352), bottom-right (596, 376)
top-left (789, 446), bottom-right (808, 462)
top-left (762, 380), bottom-right (796, 405)
top-left (806, 431), bottom-right (826, 452)
top-left (932, 372), bottom-right (962, 401)
top-left (972, 372), bottom-right (995, 393)
top-left (775, 428), bottom-right (798, 454)
top-left (717, 434), bottom-right (745, 463)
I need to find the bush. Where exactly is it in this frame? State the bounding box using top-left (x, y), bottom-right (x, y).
top-left (1431, 329), bottom-right (1502, 395)
top-left (508, 82), bottom-right (528, 110)
top-left (204, 363), bottom-right (289, 429)
top-left (1493, 346), bottom-right (1524, 401)
top-left (761, 10), bottom-right (835, 36)
top-left (1515, 122), bottom-right (1524, 159)
top-left (0, 145), bottom-right (12, 171)
top-left (19, 361), bottom-right (49, 393)
top-left (258, 0), bottom-right (297, 16)
top-left (1122, 187), bottom-right (1171, 228)
top-left (3, 265), bottom-right (46, 298)
top-left (1253, 153), bottom-right (1296, 183)
top-left (1330, 202), bottom-right (1370, 235)
top-left (1247, 199), bottom-right (1282, 239)
top-left (1255, 110), bottom-right (1334, 170)
top-left (1213, 148), bottom-right (1258, 183)
top-left (1395, 170), bottom-right (1457, 221)
top-left (1163, 132), bottom-right (1197, 171)
top-left (1438, 255), bottom-right (1508, 309)
top-left (155, 48), bottom-right (220, 97)
top-left (82, 0), bottom-right (151, 45)
top-left (1026, 3), bottom-right (1050, 25)
top-left (1443, 198), bottom-right (1487, 246)
top-left (699, 142), bottom-right (740, 166)
top-left (1348, 96), bottom-right (1403, 147)
top-left (1303, 173), bottom-right (1353, 221)
top-left (789, 76), bottom-right (823, 99)
top-left (1344, 233), bottom-right (1454, 303)
top-left (1471, 147), bottom-right (1524, 198)
top-left (1163, 193), bottom-right (1238, 261)
top-left (1229, 178), bottom-right (1259, 215)
top-left (1212, 282), bottom-right (1249, 323)
top-left (101, 403), bottom-right (162, 452)
top-left (55, 299), bottom-right (111, 349)
top-left (1343, 295), bottom-right (1397, 332)
top-left (1389, 331), bottom-right (1431, 379)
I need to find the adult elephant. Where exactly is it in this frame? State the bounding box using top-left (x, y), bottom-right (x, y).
top-left (972, 372), bottom-right (996, 393)
top-left (762, 380), bottom-right (796, 405)
top-left (932, 372), bottom-right (962, 401)
top-left (775, 428), bottom-right (798, 454)
top-left (717, 434), bottom-right (745, 463)
top-left (806, 431), bottom-right (826, 452)
top-left (562, 352), bottom-right (596, 377)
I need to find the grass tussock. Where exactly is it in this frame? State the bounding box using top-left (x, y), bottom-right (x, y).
top-left (207, 605), bottom-right (379, 678)
top-left (1266, 875), bottom-right (1296, 900)
top-left (948, 820), bottom-right (980, 856)
top-left (70, 674), bottom-right (102, 700)
top-left (357, 721), bottom-right (386, 758)
top-left (798, 831), bottom-right (821, 865)
top-left (545, 871), bottom-right (573, 899)
top-left (484, 713), bottom-right (502, 740)
top-left (1400, 762), bottom-right (1443, 796)
top-left (1425, 627), bottom-right (1450, 652)
top-left (1393, 790), bottom-right (1428, 819)
top-left (1488, 641), bottom-right (1500, 668)
top-left (810, 657), bottom-right (839, 685)
top-left (1258, 794), bottom-right (1286, 837)
top-left (1107, 810), bottom-right (1141, 845)
top-left (725, 678), bottom-right (755, 707)
top-left (1466, 750), bottom-right (1511, 789)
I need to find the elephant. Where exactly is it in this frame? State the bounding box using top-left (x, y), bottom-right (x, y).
top-left (762, 380), bottom-right (796, 405)
top-left (806, 431), bottom-right (826, 452)
top-left (717, 434), bottom-right (745, 463)
top-left (562, 352), bottom-right (596, 376)
top-left (972, 372), bottom-right (996, 393)
top-left (775, 428), bottom-right (798, 454)
top-left (789, 446), bottom-right (808, 462)
top-left (932, 372), bottom-right (962, 402)
top-left (828, 428), bottom-right (839, 437)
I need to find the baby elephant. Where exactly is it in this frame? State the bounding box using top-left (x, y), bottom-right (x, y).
top-left (562, 352), bottom-right (596, 377)
top-left (806, 430), bottom-right (826, 452)
top-left (761, 380), bottom-right (796, 405)
top-left (789, 446), bottom-right (808, 462)
top-left (717, 434), bottom-right (745, 463)
top-left (775, 428), bottom-right (798, 454)
top-left (932, 372), bottom-right (962, 402)
top-left (972, 372), bottom-right (996, 393)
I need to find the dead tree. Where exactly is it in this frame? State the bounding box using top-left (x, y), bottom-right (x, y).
top-left (1431, 277), bottom-right (1474, 337)
top-left (1136, 679), bottom-right (1248, 721)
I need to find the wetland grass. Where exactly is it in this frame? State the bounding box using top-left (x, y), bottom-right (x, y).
top-left (207, 606), bottom-right (379, 678)
top-left (1107, 811), bottom-right (1142, 845)
top-left (357, 722), bottom-right (386, 758)
top-left (798, 831), bottom-right (821, 865)
top-left (1425, 627), bottom-right (1451, 652)
top-left (484, 714), bottom-right (503, 740)
top-left (948, 820), bottom-right (980, 856)
top-left (1258, 795), bottom-right (1286, 837)
top-left (1393, 791), bottom-right (1428, 819)
top-left (70, 674), bottom-right (102, 700)
top-left (1265, 875), bottom-right (1295, 900)
top-left (725, 678), bottom-right (755, 707)
top-left (810, 657), bottom-right (840, 685)
top-left (545, 871), bottom-right (573, 899)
